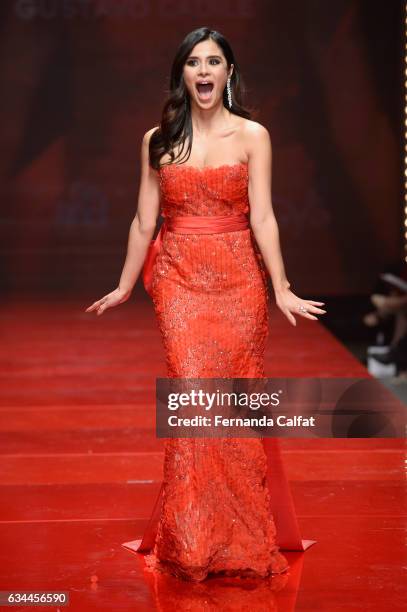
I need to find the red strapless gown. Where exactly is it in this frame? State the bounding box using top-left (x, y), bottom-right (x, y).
top-left (122, 162), bottom-right (315, 582)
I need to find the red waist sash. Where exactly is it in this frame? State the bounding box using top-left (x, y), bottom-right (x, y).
top-left (142, 213), bottom-right (249, 296)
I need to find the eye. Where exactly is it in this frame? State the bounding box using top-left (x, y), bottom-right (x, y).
top-left (186, 58), bottom-right (221, 66)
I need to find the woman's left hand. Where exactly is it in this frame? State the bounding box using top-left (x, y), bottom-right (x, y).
top-left (275, 289), bottom-right (326, 327)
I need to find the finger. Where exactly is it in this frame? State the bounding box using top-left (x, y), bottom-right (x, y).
top-left (85, 297), bottom-right (107, 312)
top-left (298, 304), bottom-right (326, 316)
top-left (286, 311), bottom-right (296, 326)
top-left (97, 301), bottom-right (109, 315)
top-left (85, 303), bottom-right (99, 312)
top-left (89, 302), bottom-right (105, 312)
top-left (307, 305), bottom-right (327, 314)
top-left (299, 311), bottom-right (318, 321)
top-left (296, 307), bottom-right (318, 320)
top-left (95, 295), bottom-right (109, 308)
top-left (306, 300), bottom-right (325, 306)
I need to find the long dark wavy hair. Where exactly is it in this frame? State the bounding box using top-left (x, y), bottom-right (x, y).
top-left (149, 27), bottom-right (254, 170)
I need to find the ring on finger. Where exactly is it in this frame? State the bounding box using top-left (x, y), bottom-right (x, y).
top-left (298, 305), bottom-right (308, 313)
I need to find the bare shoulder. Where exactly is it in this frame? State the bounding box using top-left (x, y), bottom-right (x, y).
top-left (142, 125), bottom-right (160, 146)
top-left (240, 118), bottom-right (271, 148)
top-left (236, 119), bottom-right (272, 170)
top-left (140, 126), bottom-right (160, 175)
top-left (237, 119), bottom-right (272, 167)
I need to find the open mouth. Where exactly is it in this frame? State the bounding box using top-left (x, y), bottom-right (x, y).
top-left (196, 82), bottom-right (214, 100)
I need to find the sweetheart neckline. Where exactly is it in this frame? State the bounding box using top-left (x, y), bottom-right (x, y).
top-left (159, 161), bottom-right (248, 173)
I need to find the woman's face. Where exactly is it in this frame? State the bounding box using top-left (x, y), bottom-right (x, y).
top-left (183, 39), bottom-right (233, 109)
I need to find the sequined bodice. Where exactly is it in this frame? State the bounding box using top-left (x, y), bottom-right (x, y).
top-left (158, 162), bottom-right (249, 217)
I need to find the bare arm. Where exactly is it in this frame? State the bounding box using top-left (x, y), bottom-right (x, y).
top-left (246, 122), bottom-right (326, 326)
top-left (85, 127), bottom-right (160, 315)
top-left (117, 128), bottom-right (161, 296)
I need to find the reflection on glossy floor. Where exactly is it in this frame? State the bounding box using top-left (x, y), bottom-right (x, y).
top-left (0, 295), bottom-right (405, 611)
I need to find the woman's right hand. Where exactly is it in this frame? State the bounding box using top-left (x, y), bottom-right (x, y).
top-left (84, 287), bottom-right (131, 316)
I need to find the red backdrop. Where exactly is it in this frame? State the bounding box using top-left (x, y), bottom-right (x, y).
top-left (0, 0), bottom-right (403, 294)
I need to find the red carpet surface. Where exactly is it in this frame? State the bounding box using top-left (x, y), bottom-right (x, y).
top-left (0, 294), bottom-right (405, 611)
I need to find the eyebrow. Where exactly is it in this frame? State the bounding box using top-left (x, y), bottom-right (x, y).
top-left (186, 54), bottom-right (223, 60)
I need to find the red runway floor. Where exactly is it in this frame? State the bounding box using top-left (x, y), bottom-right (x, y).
top-left (0, 294), bottom-right (405, 611)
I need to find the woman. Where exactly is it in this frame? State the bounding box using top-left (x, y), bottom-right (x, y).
top-left (85, 27), bottom-right (325, 581)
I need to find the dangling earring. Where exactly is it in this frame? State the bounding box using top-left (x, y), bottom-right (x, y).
top-left (226, 76), bottom-right (232, 109)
